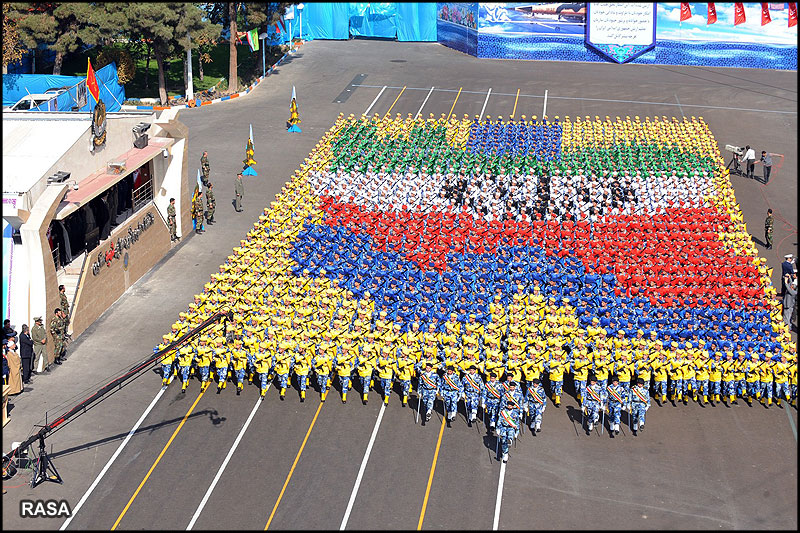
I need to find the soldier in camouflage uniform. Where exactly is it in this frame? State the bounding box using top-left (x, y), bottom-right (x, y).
top-left (167, 197), bottom-right (179, 241)
top-left (49, 308), bottom-right (66, 365)
top-left (200, 151), bottom-right (211, 187)
top-left (193, 191), bottom-right (205, 234)
top-left (765, 208), bottom-right (774, 250)
top-left (205, 183), bottom-right (216, 224)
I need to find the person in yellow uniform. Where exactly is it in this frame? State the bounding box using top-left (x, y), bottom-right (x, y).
top-left (681, 350), bottom-right (697, 404)
top-left (593, 347), bottom-right (612, 390)
top-left (484, 346), bottom-right (505, 381)
top-left (376, 347), bottom-right (395, 405)
top-left (358, 336), bottom-right (380, 404)
top-left (336, 340), bottom-right (358, 403)
top-left (614, 351), bottom-right (635, 394)
top-left (254, 352), bottom-right (273, 398)
top-left (177, 342), bottom-right (195, 393)
top-left (720, 351), bottom-right (736, 406)
top-left (395, 349), bottom-right (416, 406)
top-left (733, 352), bottom-right (748, 404)
top-left (634, 351), bottom-right (654, 402)
top-left (506, 351), bottom-right (524, 385)
top-left (546, 351), bottom-right (567, 406)
top-left (570, 347), bottom-right (591, 402)
top-left (772, 354), bottom-right (790, 408)
top-left (757, 355), bottom-right (775, 407)
top-left (694, 351), bottom-right (710, 406)
top-left (158, 341), bottom-right (176, 387)
top-left (293, 342), bottom-right (312, 402)
top-left (312, 348), bottom-right (334, 402)
top-left (744, 354), bottom-right (761, 406)
top-left (230, 339), bottom-right (248, 395)
top-left (213, 336), bottom-right (231, 394)
top-left (668, 344), bottom-right (684, 404)
top-left (274, 342), bottom-right (294, 401)
top-left (708, 352), bottom-right (723, 406)
top-left (651, 351), bottom-right (669, 405)
top-left (195, 337), bottom-right (214, 392)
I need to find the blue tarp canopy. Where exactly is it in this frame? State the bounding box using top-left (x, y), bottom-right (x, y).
top-left (2, 63), bottom-right (125, 111)
top-left (280, 2), bottom-right (436, 42)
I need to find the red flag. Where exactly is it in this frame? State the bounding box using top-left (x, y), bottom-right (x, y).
top-left (707, 3), bottom-right (717, 24)
top-left (86, 58), bottom-right (100, 103)
top-left (761, 3), bottom-right (772, 24)
top-left (275, 19), bottom-right (285, 34)
top-left (734, 2), bottom-right (746, 25)
top-left (789, 3), bottom-right (797, 27)
top-left (680, 3), bottom-right (692, 21)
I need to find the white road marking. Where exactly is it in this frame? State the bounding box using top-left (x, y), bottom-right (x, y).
top-left (542, 89), bottom-right (548, 119)
top-left (186, 396), bottom-right (264, 530)
top-left (339, 403), bottom-right (386, 530)
top-left (493, 458), bottom-right (507, 530)
top-left (350, 84), bottom-right (795, 115)
top-left (415, 86), bottom-right (435, 119)
top-left (363, 86), bottom-right (387, 116)
top-left (786, 402), bottom-right (798, 442)
top-left (675, 94), bottom-right (685, 119)
top-left (60, 387), bottom-right (167, 530)
top-left (479, 88), bottom-right (492, 121)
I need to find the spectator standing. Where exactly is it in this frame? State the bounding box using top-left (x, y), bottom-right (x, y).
top-left (3, 319), bottom-right (17, 344)
top-left (781, 254), bottom-right (795, 294)
top-left (19, 324), bottom-right (33, 384)
top-left (759, 151), bottom-right (773, 183)
top-left (4, 340), bottom-right (22, 395)
top-left (784, 273), bottom-right (797, 327)
top-left (741, 145), bottom-right (756, 179)
top-left (31, 316), bottom-right (47, 373)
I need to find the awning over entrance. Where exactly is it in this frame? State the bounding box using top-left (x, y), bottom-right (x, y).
top-left (54, 136), bottom-right (173, 220)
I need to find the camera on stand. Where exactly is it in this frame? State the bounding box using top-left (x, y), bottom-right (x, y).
top-left (724, 144), bottom-right (744, 175)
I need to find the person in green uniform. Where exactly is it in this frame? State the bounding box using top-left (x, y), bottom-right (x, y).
top-left (193, 191), bottom-right (204, 234)
top-left (200, 150), bottom-right (211, 186)
top-left (234, 173), bottom-right (244, 212)
top-left (205, 183), bottom-right (216, 224)
top-left (49, 308), bottom-right (65, 365)
top-left (31, 316), bottom-right (47, 373)
top-left (167, 197), bottom-right (179, 241)
top-left (765, 208), bottom-right (774, 250)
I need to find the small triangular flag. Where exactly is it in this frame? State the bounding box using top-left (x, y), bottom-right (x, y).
top-left (196, 169), bottom-right (203, 189)
top-left (242, 166), bottom-right (258, 176)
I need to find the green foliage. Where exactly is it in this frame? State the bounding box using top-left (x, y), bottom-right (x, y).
top-left (2, 3), bottom-right (27, 68)
top-left (95, 47), bottom-right (135, 84)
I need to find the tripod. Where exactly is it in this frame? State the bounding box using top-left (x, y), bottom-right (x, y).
top-left (31, 434), bottom-right (62, 488)
top-left (726, 153), bottom-right (743, 177)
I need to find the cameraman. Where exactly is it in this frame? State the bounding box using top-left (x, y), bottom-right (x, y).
top-left (741, 145), bottom-right (756, 179)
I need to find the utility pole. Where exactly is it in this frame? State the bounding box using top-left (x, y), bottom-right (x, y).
top-left (186, 33), bottom-right (194, 102)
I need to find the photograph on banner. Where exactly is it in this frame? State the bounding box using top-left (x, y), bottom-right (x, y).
top-left (438, 2), bottom-right (478, 28)
top-left (437, 3), bottom-right (479, 55)
top-left (478, 2), bottom-right (586, 35)
top-left (656, 3), bottom-right (797, 45)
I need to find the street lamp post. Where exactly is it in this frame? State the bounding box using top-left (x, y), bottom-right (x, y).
top-left (297, 3), bottom-right (304, 41)
top-left (259, 33), bottom-right (268, 77)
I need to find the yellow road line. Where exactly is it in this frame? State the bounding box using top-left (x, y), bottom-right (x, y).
top-left (417, 412), bottom-right (447, 530)
top-left (511, 88), bottom-right (520, 118)
top-left (265, 401), bottom-right (324, 530)
top-left (446, 87), bottom-right (463, 122)
top-left (111, 387), bottom-right (206, 530)
top-left (385, 86), bottom-right (407, 116)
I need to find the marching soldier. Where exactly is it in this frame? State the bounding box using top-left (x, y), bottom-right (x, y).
top-left (336, 344), bottom-right (357, 403)
top-left (630, 378), bottom-right (651, 435)
top-left (395, 349), bottom-right (415, 406)
top-left (201, 150), bottom-right (211, 186)
top-left (158, 342), bottom-right (176, 386)
top-left (461, 364), bottom-right (485, 426)
top-left (205, 183), bottom-right (216, 224)
top-left (547, 352), bottom-right (567, 406)
top-left (167, 197), bottom-right (179, 241)
top-left (440, 364), bottom-right (464, 426)
top-left (274, 342), bottom-right (293, 401)
top-left (483, 373), bottom-right (504, 430)
top-left (773, 354), bottom-right (790, 408)
top-left (214, 336), bottom-right (231, 393)
top-left (376, 347), bottom-right (395, 405)
top-left (496, 399), bottom-right (520, 463)
top-left (230, 339), bottom-right (248, 395)
top-left (177, 341), bottom-right (195, 393)
top-left (525, 377), bottom-right (546, 434)
top-left (293, 345), bottom-right (312, 402)
top-left (254, 352), bottom-right (273, 398)
top-left (418, 361), bottom-right (440, 424)
top-left (357, 342), bottom-right (378, 405)
top-left (652, 352), bottom-right (669, 405)
top-left (582, 374), bottom-right (607, 434)
top-left (195, 337), bottom-right (213, 391)
top-left (606, 374), bottom-right (627, 436)
top-left (708, 352), bottom-right (723, 406)
top-left (313, 349), bottom-right (334, 402)
top-left (764, 208), bottom-right (774, 250)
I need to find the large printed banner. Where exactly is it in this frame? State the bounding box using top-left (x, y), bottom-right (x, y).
top-left (447, 2), bottom-right (798, 69)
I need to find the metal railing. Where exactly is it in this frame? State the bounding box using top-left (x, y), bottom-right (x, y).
top-left (132, 178), bottom-right (153, 213)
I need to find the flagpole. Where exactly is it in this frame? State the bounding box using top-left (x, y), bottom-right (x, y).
top-left (186, 33), bottom-right (194, 102)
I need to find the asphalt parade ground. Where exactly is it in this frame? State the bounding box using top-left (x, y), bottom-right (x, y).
top-left (2, 39), bottom-right (797, 530)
